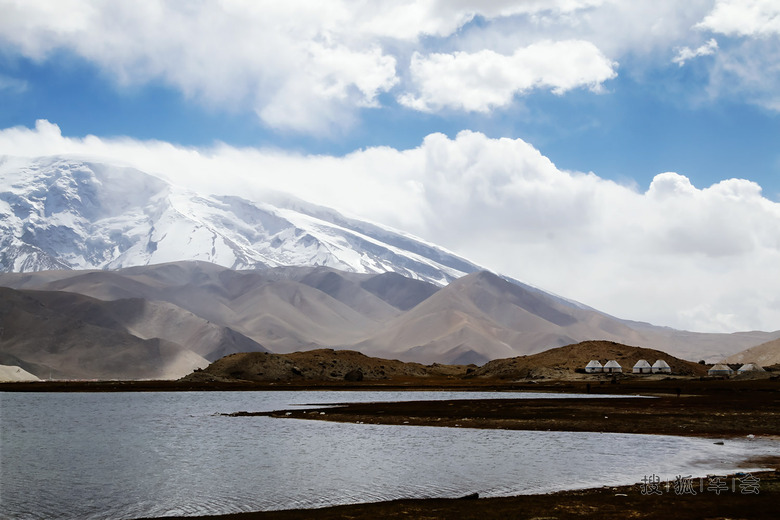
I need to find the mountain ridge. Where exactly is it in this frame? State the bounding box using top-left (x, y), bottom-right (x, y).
top-left (0, 156), bottom-right (482, 285)
top-left (3, 156), bottom-right (780, 378)
top-left (2, 262), bottom-right (779, 379)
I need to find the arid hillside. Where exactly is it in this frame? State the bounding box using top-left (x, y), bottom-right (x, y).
top-left (181, 348), bottom-right (470, 383)
top-left (724, 338), bottom-right (780, 367)
top-left (471, 340), bottom-right (709, 380)
top-left (3, 262), bottom-right (779, 379)
top-left (182, 341), bottom-right (710, 383)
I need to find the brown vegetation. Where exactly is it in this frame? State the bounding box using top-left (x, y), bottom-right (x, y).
top-left (181, 340), bottom-right (709, 384)
top-left (181, 348), bottom-right (470, 383)
top-left (472, 340), bottom-right (709, 379)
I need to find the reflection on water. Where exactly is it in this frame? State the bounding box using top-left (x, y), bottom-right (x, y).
top-left (1, 391), bottom-right (776, 519)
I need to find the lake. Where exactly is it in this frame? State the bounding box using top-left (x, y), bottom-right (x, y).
top-left (1, 390), bottom-right (776, 519)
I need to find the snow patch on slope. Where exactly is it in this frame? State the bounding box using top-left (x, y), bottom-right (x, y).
top-left (0, 156), bottom-right (480, 285)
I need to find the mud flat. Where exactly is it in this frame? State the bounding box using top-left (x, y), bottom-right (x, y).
top-left (214, 378), bottom-right (779, 438)
top-left (143, 469), bottom-right (780, 520)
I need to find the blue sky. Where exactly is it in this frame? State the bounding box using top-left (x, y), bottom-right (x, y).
top-left (2, 34), bottom-right (778, 199)
top-left (1, 1), bottom-right (780, 332)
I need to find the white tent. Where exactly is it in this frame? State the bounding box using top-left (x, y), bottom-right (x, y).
top-left (708, 363), bottom-right (733, 376)
top-left (603, 360), bottom-right (622, 373)
top-left (652, 360), bottom-right (671, 374)
top-left (585, 360), bottom-right (603, 373)
top-left (737, 363), bottom-right (765, 373)
top-left (632, 359), bottom-right (652, 374)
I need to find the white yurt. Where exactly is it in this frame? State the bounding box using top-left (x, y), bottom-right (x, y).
top-left (737, 363), bottom-right (765, 373)
top-left (585, 360), bottom-right (603, 373)
top-left (652, 360), bottom-right (671, 374)
top-left (708, 363), bottom-right (733, 376)
top-left (603, 360), bottom-right (622, 373)
top-left (632, 359), bottom-right (652, 374)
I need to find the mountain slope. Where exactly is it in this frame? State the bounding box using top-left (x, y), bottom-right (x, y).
top-left (472, 340), bottom-right (709, 380)
top-left (183, 348), bottom-right (468, 383)
top-left (0, 156), bottom-right (482, 284)
top-left (723, 338), bottom-right (780, 367)
top-left (3, 263), bottom-right (778, 375)
top-left (0, 262), bottom-right (426, 358)
top-left (2, 156), bottom-right (779, 373)
top-left (0, 287), bottom-right (210, 379)
top-left (0, 364), bottom-right (41, 382)
top-left (354, 271), bottom-right (649, 364)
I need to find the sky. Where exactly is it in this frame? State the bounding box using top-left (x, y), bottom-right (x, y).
top-left (0, 0), bottom-right (779, 333)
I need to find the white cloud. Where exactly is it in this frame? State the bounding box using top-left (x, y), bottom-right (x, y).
top-left (2, 120), bottom-right (780, 333)
top-left (690, 1), bottom-right (780, 111)
top-left (399, 41), bottom-right (617, 112)
top-left (450, 1), bottom-right (715, 59)
top-left (673, 38), bottom-right (718, 66)
top-left (697, 0), bottom-right (780, 37)
top-left (9, 1), bottom-right (776, 124)
top-left (350, 0), bottom-right (610, 41)
top-left (1, 1), bottom-right (613, 131)
top-left (0, 1), bottom-right (400, 133)
top-left (0, 0), bottom-right (700, 128)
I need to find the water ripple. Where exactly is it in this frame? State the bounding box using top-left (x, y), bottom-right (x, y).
top-left (2, 391), bottom-right (776, 520)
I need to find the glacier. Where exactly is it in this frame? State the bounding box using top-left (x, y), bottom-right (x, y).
top-left (0, 156), bottom-right (480, 284)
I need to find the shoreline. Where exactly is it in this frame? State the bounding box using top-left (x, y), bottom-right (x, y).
top-left (229, 378), bottom-right (780, 439)
top-left (139, 469), bottom-right (780, 520)
top-left (1, 374), bottom-right (774, 393)
top-left (5, 378), bottom-right (777, 519)
top-left (253, 394), bottom-right (780, 438)
top-left (5, 378), bottom-right (778, 439)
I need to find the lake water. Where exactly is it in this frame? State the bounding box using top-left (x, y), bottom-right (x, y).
top-left (1, 390), bottom-right (776, 519)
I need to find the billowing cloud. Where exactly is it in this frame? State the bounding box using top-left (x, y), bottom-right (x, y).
top-left (0, 1), bottom-right (400, 133)
top-left (0, 0), bottom-right (640, 131)
top-left (399, 41), bottom-right (617, 112)
top-left (6, 1), bottom-right (778, 127)
top-left (697, 0), bottom-right (780, 37)
top-left (2, 120), bottom-right (780, 333)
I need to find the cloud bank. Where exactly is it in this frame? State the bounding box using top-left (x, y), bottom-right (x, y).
top-left (6, 1), bottom-right (779, 131)
top-left (2, 120), bottom-right (779, 333)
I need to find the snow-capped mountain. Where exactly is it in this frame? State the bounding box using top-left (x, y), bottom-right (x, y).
top-left (0, 156), bottom-right (478, 284)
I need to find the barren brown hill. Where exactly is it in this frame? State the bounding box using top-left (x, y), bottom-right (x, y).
top-left (0, 287), bottom-right (210, 379)
top-left (471, 340), bottom-right (709, 380)
top-left (3, 262), bottom-right (779, 377)
top-left (0, 262), bottom-right (432, 354)
top-left (353, 271), bottom-right (649, 365)
top-left (181, 348), bottom-right (470, 383)
top-left (723, 337), bottom-right (780, 367)
top-left (182, 341), bottom-right (709, 384)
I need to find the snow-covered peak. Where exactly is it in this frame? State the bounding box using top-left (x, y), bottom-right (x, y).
top-left (0, 156), bottom-right (481, 284)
